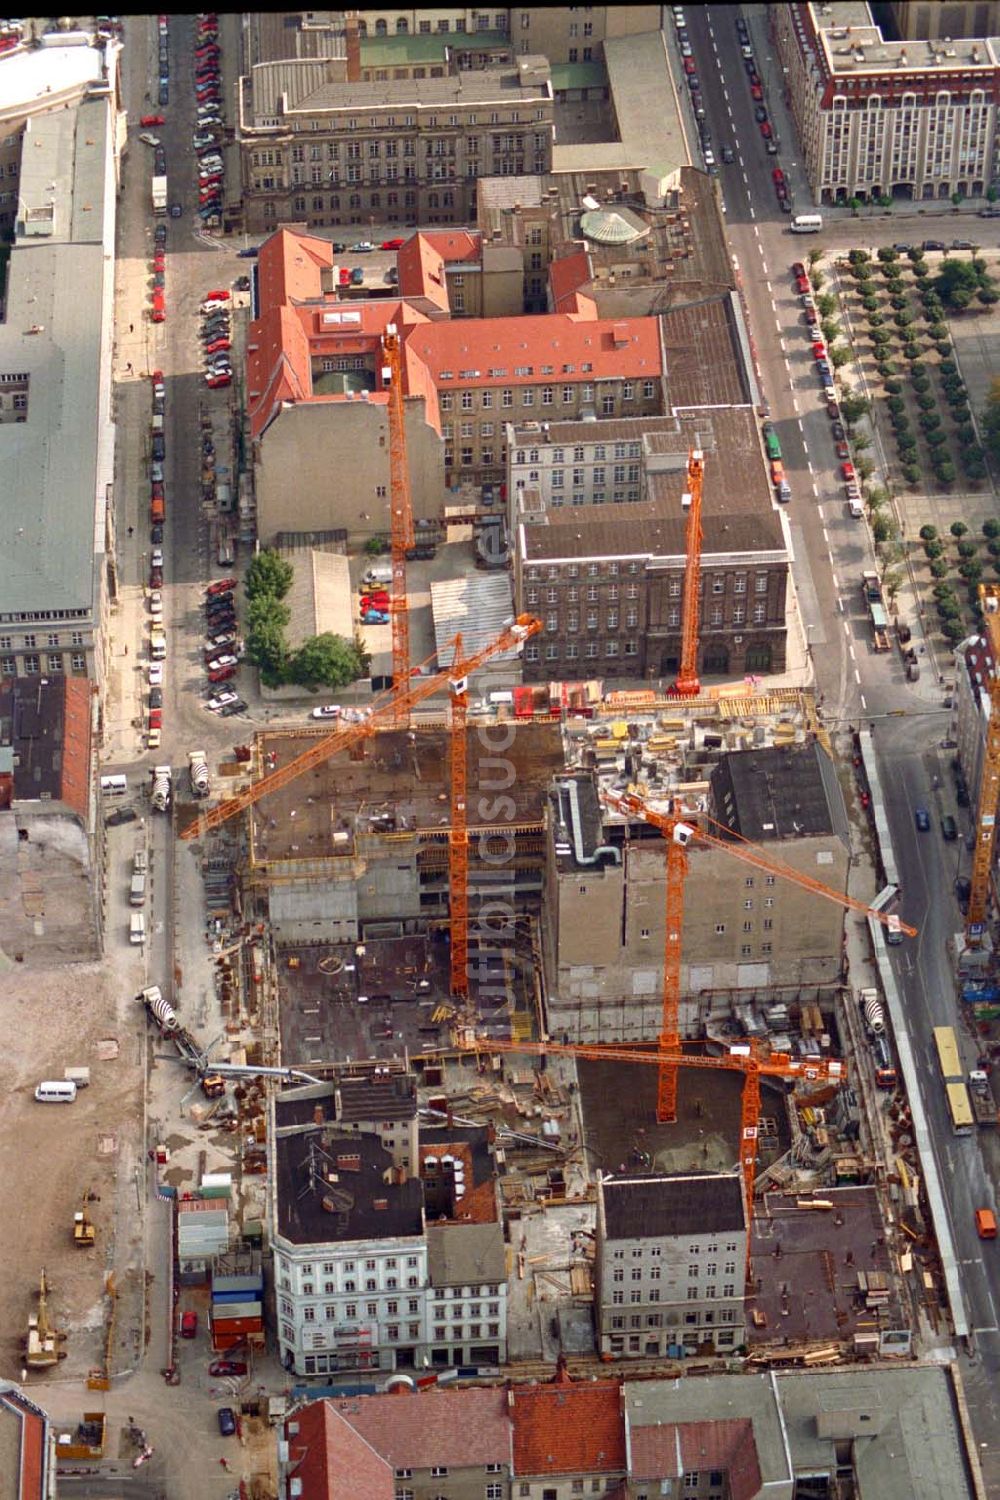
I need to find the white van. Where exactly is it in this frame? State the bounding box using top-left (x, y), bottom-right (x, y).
top-left (129, 912), bottom-right (146, 945)
top-left (100, 774), bottom-right (128, 797)
top-left (35, 1080), bottom-right (77, 1103)
top-left (363, 563), bottom-right (393, 587)
top-left (848, 495), bottom-right (864, 518)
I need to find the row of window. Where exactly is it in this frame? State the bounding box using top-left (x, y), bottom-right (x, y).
top-left (611, 1242), bottom-right (740, 1258)
top-left (525, 641), bottom-right (638, 663)
top-left (609, 1283), bottom-right (736, 1303)
top-left (358, 13), bottom-right (506, 36)
top-left (515, 441), bottom-right (644, 462)
top-left (1, 631), bottom-right (85, 649)
top-left (443, 381), bottom-right (656, 412)
top-left (1, 653), bottom-right (86, 675)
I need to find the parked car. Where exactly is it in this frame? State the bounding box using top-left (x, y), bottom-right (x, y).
top-left (169, 202), bottom-right (182, 218)
top-left (350, 240), bottom-right (375, 253)
top-left (350, 267), bottom-right (365, 285)
top-left (311, 704), bottom-right (342, 719)
top-left (151, 523), bottom-right (164, 545)
top-left (204, 339), bottom-right (231, 356)
top-left (219, 699), bottom-right (247, 717)
top-left (149, 566), bottom-right (163, 589)
top-left (207, 655), bottom-right (238, 672)
top-left (840, 461), bottom-right (855, 482)
top-left (206, 374), bottom-right (232, 388)
top-left (154, 223), bottom-right (167, 247)
top-left (180, 1311), bottom-right (197, 1338)
top-left (148, 663), bottom-right (164, 687)
top-left (210, 1361), bottom-right (247, 1378)
top-left (208, 664), bottom-right (236, 684)
top-left (835, 440), bottom-right (850, 460)
top-left (914, 807), bottom-right (930, 831)
top-left (140, 113), bottom-right (165, 126)
top-left (381, 237), bottom-right (405, 250)
top-left (149, 687), bottom-right (163, 710)
top-left (107, 806), bottom-right (138, 827)
top-left (754, 105), bottom-right (768, 123)
top-left (941, 814), bottom-right (958, 841)
top-left (795, 274), bottom-right (810, 294)
top-left (238, 245), bottom-right (261, 258)
top-left (751, 83), bottom-right (763, 100)
top-left (206, 577), bottom-right (237, 596)
top-left (361, 609), bottom-right (389, 624)
top-left (720, 145), bottom-right (734, 163)
top-left (208, 690), bottom-right (239, 712)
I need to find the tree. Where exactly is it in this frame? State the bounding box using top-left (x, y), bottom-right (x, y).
top-left (877, 246), bottom-right (898, 263)
top-left (952, 189), bottom-right (965, 207)
top-left (908, 247), bottom-right (926, 264)
top-left (951, 404), bottom-right (972, 426)
top-left (951, 285), bottom-right (975, 310)
top-left (924, 539), bottom-right (944, 558)
top-left (926, 429), bottom-right (948, 449)
top-left (856, 454), bottom-right (875, 480)
top-left (882, 569), bottom-right (902, 608)
top-left (978, 286), bottom-right (1000, 306)
top-left (934, 458), bottom-right (957, 483)
top-left (872, 513), bottom-right (893, 543)
top-left (816, 292), bottom-right (838, 317)
top-left (287, 633), bottom-right (368, 689)
top-left (840, 392), bottom-right (870, 425)
top-left (364, 535), bottom-right (389, 556)
top-left (862, 295), bottom-right (880, 313)
top-left (957, 539), bottom-right (978, 560)
top-left (903, 342), bottom-right (923, 360)
top-left (919, 524), bottom-right (938, 541)
top-left (808, 247), bottom-right (825, 268)
top-left (245, 548), bottom-right (293, 601)
top-left (939, 358), bottom-right (958, 377)
top-left (902, 462), bottom-right (922, 485)
top-left (910, 372), bottom-right (931, 394)
top-left (983, 518), bottom-right (1000, 540)
top-left (830, 345), bottom-right (852, 368)
top-left (887, 394), bottom-right (906, 415)
top-left (883, 377), bottom-right (903, 395)
top-left (848, 196), bottom-right (863, 216)
top-left (870, 327), bottom-right (892, 348)
top-left (821, 317), bottom-right (841, 343)
top-left (929, 557), bottom-right (949, 578)
top-left (853, 432), bottom-right (872, 451)
top-left (966, 457), bottom-right (988, 481)
top-left (916, 391), bottom-right (936, 411)
top-left (942, 619), bottom-right (968, 644)
top-left (245, 603), bottom-right (291, 685)
top-left (988, 185), bottom-right (999, 204)
top-left (877, 192), bottom-right (893, 210)
top-left (935, 258), bottom-right (982, 308)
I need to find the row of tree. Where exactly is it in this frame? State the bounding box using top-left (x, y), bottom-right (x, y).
top-left (244, 550), bottom-right (369, 690)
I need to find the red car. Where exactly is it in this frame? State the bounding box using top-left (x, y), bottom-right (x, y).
top-left (841, 461), bottom-right (855, 481)
top-left (204, 288), bottom-right (230, 301)
top-left (751, 84), bottom-right (763, 101)
top-left (151, 482), bottom-right (164, 503)
top-left (772, 168), bottom-right (785, 185)
top-left (804, 306), bottom-right (819, 325)
top-left (361, 592), bottom-right (390, 610)
top-left (761, 120), bottom-right (773, 138)
top-left (208, 664), bottom-right (236, 683)
top-left (140, 113), bottom-right (165, 127)
top-left (338, 268), bottom-right (351, 286)
top-left (381, 237), bottom-right (405, 250)
top-left (683, 56), bottom-right (696, 74)
top-left (835, 440), bottom-right (850, 459)
top-left (206, 374), bottom-right (232, 388)
top-left (207, 577), bottom-right (238, 596)
top-left (149, 707), bottom-right (163, 730)
top-left (205, 339), bottom-right (231, 355)
top-left (812, 342), bottom-right (826, 360)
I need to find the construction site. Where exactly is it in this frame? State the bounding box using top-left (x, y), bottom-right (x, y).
top-left (147, 387), bottom-right (976, 1377)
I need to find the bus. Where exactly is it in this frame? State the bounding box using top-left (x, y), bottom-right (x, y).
top-left (946, 1081), bottom-right (975, 1136)
top-left (790, 213), bottom-right (823, 234)
top-left (933, 1025), bottom-right (962, 1084)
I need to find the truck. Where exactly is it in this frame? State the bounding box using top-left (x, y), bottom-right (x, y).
top-left (968, 1069), bottom-right (998, 1126)
top-left (150, 764), bottom-right (172, 813)
top-left (861, 570), bottom-right (889, 651)
top-left (152, 174), bottom-right (167, 215)
top-left (188, 749), bottom-right (210, 798)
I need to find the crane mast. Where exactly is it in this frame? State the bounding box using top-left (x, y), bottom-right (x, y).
top-left (382, 325), bottom-right (415, 712)
top-left (670, 446), bottom-right (705, 697)
top-left (449, 640), bottom-right (470, 1001)
top-left (967, 584), bottom-right (1000, 945)
top-left (601, 784), bottom-right (914, 1123)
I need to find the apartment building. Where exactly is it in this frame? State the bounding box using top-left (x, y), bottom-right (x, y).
top-left (280, 1364), bottom-right (987, 1499)
top-left (890, 1), bottom-right (1000, 42)
top-left (542, 748), bottom-right (849, 1043)
top-left (512, 404), bottom-right (788, 683)
top-left (248, 226), bottom-right (663, 540)
top-left (773, 1), bottom-right (1000, 204)
top-left (237, 55), bottom-right (554, 234)
top-left (270, 1077), bottom-right (510, 1376)
top-left (595, 1172), bottom-right (747, 1360)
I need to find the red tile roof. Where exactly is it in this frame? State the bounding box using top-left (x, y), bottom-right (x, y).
top-left (510, 1381), bottom-right (625, 1476)
top-left (333, 1386), bottom-right (512, 1471)
top-left (256, 226), bottom-right (333, 310)
top-left (420, 229), bottom-right (482, 263)
top-left (629, 1419), bottom-right (761, 1500)
top-left (403, 309), bottom-right (660, 391)
top-left (0, 1389), bottom-right (48, 1500)
top-left (285, 1399), bottom-right (394, 1500)
top-left (550, 249), bottom-right (592, 312)
top-left (397, 232), bottom-right (451, 312)
top-left (60, 675), bottom-right (92, 822)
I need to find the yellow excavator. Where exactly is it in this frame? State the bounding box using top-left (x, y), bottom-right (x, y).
top-left (24, 1269), bottom-right (68, 1368)
top-left (73, 1191), bottom-right (97, 1247)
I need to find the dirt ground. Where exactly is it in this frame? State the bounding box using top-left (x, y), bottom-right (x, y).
top-left (0, 960), bottom-right (145, 1383)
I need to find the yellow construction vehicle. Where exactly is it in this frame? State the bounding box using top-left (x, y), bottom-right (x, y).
top-left (73, 1194), bottom-right (96, 1247)
top-left (24, 1268), bottom-right (68, 1368)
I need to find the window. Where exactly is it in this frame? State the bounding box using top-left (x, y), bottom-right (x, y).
top-left (23, 653), bottom-right (39, 674)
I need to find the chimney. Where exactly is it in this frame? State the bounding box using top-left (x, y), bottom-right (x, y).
top-left (345, 11), bottom-right (361, 82)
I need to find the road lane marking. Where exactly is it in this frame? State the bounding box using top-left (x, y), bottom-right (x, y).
top-left (831, 572), bottom-right (839, 591)
top-left (859, 693), bottom-right (867, 710)
top-left (854, 667), bottom-right (861, 683)
top-left (843, 620), bottom-right (851, 638)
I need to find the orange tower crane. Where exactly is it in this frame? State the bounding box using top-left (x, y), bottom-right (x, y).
top-left (381, 324), bottom-right (416, 707)
top-left (448, 637), bottom-right (470, 1001)
top-left (670, 446), bottom-right (705, 697)
top-left (452, 1035), bottom-right (845, 1254)
top-left (966, 583), bottom-right (1000, 946)
top-left (601, 786), bottom-right (916, 1123)
top-left (179, 617), bottom-right (542, 841)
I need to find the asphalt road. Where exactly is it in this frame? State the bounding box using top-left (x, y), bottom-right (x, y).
top-left (680, 4), bottom-right (1000, 1483)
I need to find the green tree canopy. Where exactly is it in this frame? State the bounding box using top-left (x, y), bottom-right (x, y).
top-left (288, 633), bottom-right (368, 689)
top-left (245, 549), bottom-right (294, 601)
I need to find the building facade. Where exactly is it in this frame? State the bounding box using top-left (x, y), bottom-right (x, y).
top-left (594, 1172), bottom-right (748, 1359)
top-left (773, 2), bottom-right (1000, 204)
top-left (542, 751), bottom-right (849, 1043)
top-left (426, 1222), bottom-right (508, 1367)
top-left (237, 61), bottom-right (554, 234)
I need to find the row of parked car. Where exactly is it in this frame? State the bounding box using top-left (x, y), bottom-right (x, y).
top-left (203, 579), bottom-right (246, 714)
top-left (193, 13), bottom-right (225, 223)
top-left (201, 290), bottom-right (232, 387)
top-left (157, 12), bottom-right (169, 107)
